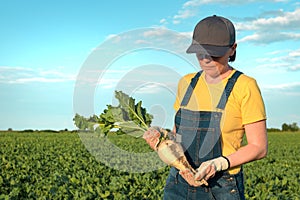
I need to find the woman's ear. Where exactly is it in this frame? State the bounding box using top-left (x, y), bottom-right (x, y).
top-left (229, 43), bottom-right (237, 62)
top-left (231, 43), bottom-right (237, 56)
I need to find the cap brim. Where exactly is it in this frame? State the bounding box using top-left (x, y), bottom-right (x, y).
top-left (186, 44), bottom-right (230, 57)
top-left (186, 44), bottom-right (208, 55)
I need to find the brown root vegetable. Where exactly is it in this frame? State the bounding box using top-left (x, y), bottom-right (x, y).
top-left (156, 131), bottom-right (208, 186)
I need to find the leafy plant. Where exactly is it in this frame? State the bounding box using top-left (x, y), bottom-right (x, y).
top-left (1, 131), bottom-right (300, 199)
top-left (73, 90), bottom-right (153, 137)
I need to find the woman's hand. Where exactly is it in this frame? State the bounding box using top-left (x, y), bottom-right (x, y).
top-left (195, 156), bottom-right (230, 181)
top-left (142, 127), bottom-right (161, 150)
top-left (179, 169), bottom-right (204, 187)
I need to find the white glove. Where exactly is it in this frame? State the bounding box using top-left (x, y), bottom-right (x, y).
top-left (195, 156), bottom-right (230, 181)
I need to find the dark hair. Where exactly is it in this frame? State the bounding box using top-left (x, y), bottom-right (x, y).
top-left (229, 51), bottom-right (236, 62)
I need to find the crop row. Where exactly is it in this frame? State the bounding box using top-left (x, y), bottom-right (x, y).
top-left (0, 131), bottom-right (299, 199)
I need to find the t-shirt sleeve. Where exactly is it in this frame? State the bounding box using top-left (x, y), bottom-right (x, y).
top-left (241, 79), bottom-right (267, 125)
top-left (173, 75), bottom-right (190, 111)
top-left (173, 79), bottom-right (182, 111)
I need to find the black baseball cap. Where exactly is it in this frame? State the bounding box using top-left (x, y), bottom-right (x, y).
top-left (186, 15), bottom-right (236, 57)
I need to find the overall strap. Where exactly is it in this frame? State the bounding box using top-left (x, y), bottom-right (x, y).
top-left (180, 71), bottom-right (203, 106)
top-left (217, 70), bottom-right (243, 110)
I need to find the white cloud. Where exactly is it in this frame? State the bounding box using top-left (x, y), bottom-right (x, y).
top-left (97, 78), bottom-right (120, 89)
top-left (289, 49), bottom-right (300, 57)
top-left (236, 9), bottom-right (300, 32)
top-left (75, 68), bottom-right (129, 87)
top-left (254, 8), bottom-right (300, 30)
top-left (159, 18), bottom-right (167, 24)
top-left (288, 64), bottom-right (300, 71)
top-left (261, 81), bottom-right (300, 97)
top-left (238, 32), bottom-right (300, 44)
top-left (0, 66), bottom-right (76, 84)
top-left (105, 34), bottom-right (122, 43)
top-left (254, 48), bottom-right (300, 71)
top-left (170, 1), bottom-right (299, 45)
top-left (262, 82), bottom-right (300, 96)
top-left (182, 0), bottom-right (288, 7)
top-left (266, 50), bottom-right (289, 55)
top-left (172, 20), bottom-right (181, 25)
top-left (173, 9), bottom-right (197, 20)
top-left (237, 8), bottom-right (300, 44)
top-left (172, 0), bottom-right (283, 23)
top-left (13, 77), bottom-right (67, 84)
top-left (143, 27), bottom-right (170, 37)
top-left (0, 66), bottom-right (34, 72)
top-left (134, 40), bottom-right (151, 45)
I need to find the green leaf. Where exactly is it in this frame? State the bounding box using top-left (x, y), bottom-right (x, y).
top-left (100, 190), bottom-right (110, 198)
top-left (136, 101), bottom-right (145, 124)
top-left (100, 105), bottom-right (123, 123)
top-left (73, 91), bottom-right (153, 137)
top-left (115, 121), bottom-right (145, 138)
top-left (115, 90), bottom-right (152, 131)
top-left (73, 113), bottom-right (88, 130)
top-left (73, 113), bottom-right (102, 132)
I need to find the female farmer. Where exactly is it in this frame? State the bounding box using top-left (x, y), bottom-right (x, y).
top-left (144, 15), bottom-right (267, 199)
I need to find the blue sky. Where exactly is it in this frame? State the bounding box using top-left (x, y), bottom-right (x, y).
top-left (1, 0), bottom-right (300, 130)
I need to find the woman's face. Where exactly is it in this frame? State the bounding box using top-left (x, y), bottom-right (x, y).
top-left (197, 54), bottom-right (228, 78)
top-left (197, 44), bottom-right (236, 78)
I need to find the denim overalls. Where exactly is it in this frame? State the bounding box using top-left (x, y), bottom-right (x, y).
top-left (163, 70), bottom-right (245, 200)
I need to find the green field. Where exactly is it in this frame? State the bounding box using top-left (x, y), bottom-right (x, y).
top-left (0, 131), bottom-right (300, 199)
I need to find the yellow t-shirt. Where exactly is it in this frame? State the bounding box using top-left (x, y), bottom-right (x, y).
top-left (174, 69), bottom-right (266, 174)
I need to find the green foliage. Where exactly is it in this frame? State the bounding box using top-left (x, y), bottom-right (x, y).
top-left (0, 131), bottom-right (299, 199)
top-left (0, 131), bottom-right (167, 199)
top-left (73, 91), bottom-right (153, 137)
top-left (266, 128), bottom-right (281, 132)
top-left (115, 91), bottom-right (152, 129)
top-left (73, 114), bottom-right (103, 133)
top-left (281, 122), bottom-right (299, 132)
top-left (244, 132), bottom-right (300, 199)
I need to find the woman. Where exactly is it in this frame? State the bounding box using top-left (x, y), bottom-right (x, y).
top-left (144, 15), bottom-right (268, 199)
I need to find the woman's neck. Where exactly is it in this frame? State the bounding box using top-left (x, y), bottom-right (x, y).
top-left (205, 64), bottom-right (233, 84)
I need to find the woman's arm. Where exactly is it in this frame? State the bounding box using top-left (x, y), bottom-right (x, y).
top-left (195, 119), bottom-right (268, 182)
top-left (227, 119), bottom-right (268, 167)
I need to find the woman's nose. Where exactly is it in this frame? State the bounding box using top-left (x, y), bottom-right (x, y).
top-left (197, 54), bottom-right (212, 62)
